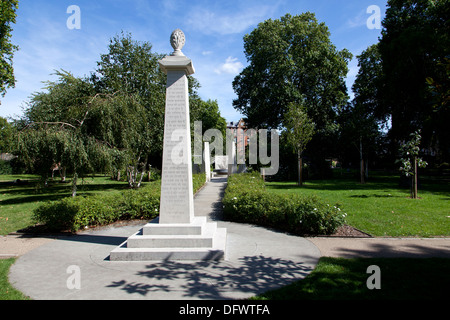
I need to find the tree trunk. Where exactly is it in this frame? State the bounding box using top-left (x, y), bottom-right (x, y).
top-left (60, 167), bottom-right (66, 182)
top-left (136, 161), bottom-right (147, 188)
top-left (297, 150), bottom-right (303, 186)
top-left (413, 156), bottom-right (418, 199)
top-left (360, 137), bottom-right (365, 184)
top-left (72, 173), bottom-right (78, 197)
top-left (365, 159), bottom-right (369, 180)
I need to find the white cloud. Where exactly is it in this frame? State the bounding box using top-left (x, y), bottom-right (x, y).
top-left (187, 4), bottom-right (276, 35)
top-left (214, 56), bottom-right (243, 75)
top-left (202, 50), bottom-right (213, 55)
top-left (345, 9), bottom-right (367, 29)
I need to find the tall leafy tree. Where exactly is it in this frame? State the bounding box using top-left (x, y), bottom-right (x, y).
top-left (85, 93), bottom-right (154, 188)
top-left (92, 31), bottom-right (167, 158)
top-left (15, 32), bottom-right (223, 191)
top-left (0, 0), bottom-right (19, 98)
top-left (339, 44), bottom-right (385, 182)
top-left (232, 13), bottom-right (352, 131)
top-left (15, 71), bottom-right (110, 195)
top-left (190, 98), bottom-right (227, 137)
top-left (232, 13), bottom-right (351, 177)
top-left (379, 0), bottom-right (450, 163)
top-left (0, 116), bottom-right (14, 153)
top-left (352, 44), bottom-right (385, 124)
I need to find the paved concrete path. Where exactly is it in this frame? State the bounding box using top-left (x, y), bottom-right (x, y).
top-left (8, 177), bottom-right (321, 300)
top-left (307, 237), bottom-right (450, 259)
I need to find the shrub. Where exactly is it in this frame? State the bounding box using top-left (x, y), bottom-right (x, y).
top-left (0, 160), bottom-right (12, 175)
top-left (115, 184), bottom-right (160, 220)
top-left (32, 173), bottom-right (206, 232)
top-left (193, 172), bottom-right (206, 193)
top-left (223, 172), bottom-right (346, 235)
top-left (33, 197), bottom-right (80, 232)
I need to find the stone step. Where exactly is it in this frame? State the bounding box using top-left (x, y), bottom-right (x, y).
top-left (142, 216), bottom-right (206, 236)
top-left (109, 228), bottom-right (226, 261)
top-left (127, 221), bottom-right (217, 248)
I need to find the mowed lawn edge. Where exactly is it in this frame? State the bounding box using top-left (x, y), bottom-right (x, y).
top-left (265, 173), bottom-right (449, 237)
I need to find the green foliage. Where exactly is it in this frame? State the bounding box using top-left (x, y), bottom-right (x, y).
top-left (283, 102), bottom-right (315, 155)
top-left (192, 172), bottom-right (206, 193)
top-left (233, 13), bottom-right (351, 179)
top-left (0, 0), bottom-right (19, 97)
top-left (233, 12), bottom-right (352, 131)
top-left (351, 44), bottom-right (385, 123)
top-left (33, 197), bottom-right (81, 232)
top-left (0, 117), bottom-right (14, 153)
top-left (32, 173), bottom-right (205, 232)
top-left (379, 0), bottom-right (450, 162)
top-left (0, 160), bottom-right (12, 174)
top-left (223, 172), bottom-right (345, 235)
top-left (14, 32), bottom-right (225, 191)
top-left (113, 183), bottom-right (160, 221)
top-left (283, 102), bottom-right (316, 185)
top-left (32, 182), bottom-right (160, 232)
top-left (398, 130), bottom-right (428, 177)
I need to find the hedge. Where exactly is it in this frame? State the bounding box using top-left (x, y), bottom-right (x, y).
top-left (33, 173), bottom-right (205, 232)
top-left (222, 172), bottom-right (346, 235)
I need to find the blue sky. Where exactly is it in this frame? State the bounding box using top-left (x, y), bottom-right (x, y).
top-left (0, 0), bottom-right (386, 122)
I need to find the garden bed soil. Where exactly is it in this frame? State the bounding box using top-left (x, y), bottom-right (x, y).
top-left (329, 224), bottom-right (372, 238)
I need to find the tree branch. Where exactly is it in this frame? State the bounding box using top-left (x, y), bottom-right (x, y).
top-left (20, 121), bottom-right (77, 131)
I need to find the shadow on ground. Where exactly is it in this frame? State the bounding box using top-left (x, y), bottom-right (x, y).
top-left (105, 255), bottom-right (315, 299)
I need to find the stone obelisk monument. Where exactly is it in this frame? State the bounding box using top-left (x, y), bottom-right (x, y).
top-left (110, 29), bottom-right (226, 261)
top-left (158, 29), bottom-right (195, 224)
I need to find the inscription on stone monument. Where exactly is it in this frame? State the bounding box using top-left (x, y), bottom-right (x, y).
top-left (159, 63), bottom-right (194, 224)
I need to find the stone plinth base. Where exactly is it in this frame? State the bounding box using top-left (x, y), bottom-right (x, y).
top-left (109, 217), bottom-right (226, 261)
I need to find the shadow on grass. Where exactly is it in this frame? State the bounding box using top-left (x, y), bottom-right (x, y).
top-left (0, 181), bottom-right (130, 205)
top-left (330, 241), bottom-right (450, 259)
top-left (267, 176), bottom-right (450, 197)
top-left (267, 177), bottom-right (398, 192)
top-left (348, 194), bottom-right (402, 198)
top-left (256, 257), bottom-right (450, 300)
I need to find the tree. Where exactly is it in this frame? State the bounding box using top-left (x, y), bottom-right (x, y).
top-left (15, 32), bottom-right (215, 191)
top-left (379, 0), bottom-right (450, 164)
top-left (17, 69), bottom-right (157, 192)
top-left (338, 102), bottom-right (381, 183)
top-left (15, 71), bottom-right (111, 196)
top-left (351, 44), bottom-right (386, 124)
top-left (92, 31), bottom-right (167, 160)
top-left (85, 92), bottom-right (154, 188)
top-left (0, 0), bottom-right (19, 98)
top-left (283, 102), bottom-right (315, 186)
top-left (232, 13), bottom-right (351, 177)
top-left (398, 130), bottom-right (428, 199)
top-left (92, 31), bottom-right (204, 169)
top-left (340, 44), bottom-right (385, 183)
top-left (232, 13), bottom-right (351, 131)
top-left (0, 116), bottom-right (14, 153)
top-left (190, 98), bottom-right (227, 138)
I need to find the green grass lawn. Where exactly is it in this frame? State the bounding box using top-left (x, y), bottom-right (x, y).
top-left (0, 174), bottom-right (132, 235)
top-left (266, 173), bottom-right (450, 237)
top-left (0, 258), bottom-right (30, 300)
top-left (253, 257), bottom-right (450, 300)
